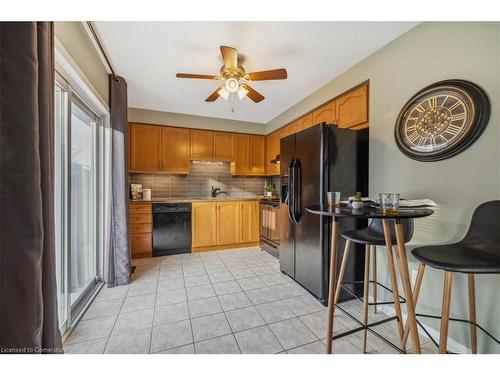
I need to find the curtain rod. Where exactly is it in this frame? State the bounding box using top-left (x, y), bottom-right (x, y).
top-left (85, 21), bottom-right (119, 82)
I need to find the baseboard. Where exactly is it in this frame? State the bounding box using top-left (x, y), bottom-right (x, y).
top-left (192, 242), bottom-right (260, 252)
top-left (376, 303), bottom-right (471, 353)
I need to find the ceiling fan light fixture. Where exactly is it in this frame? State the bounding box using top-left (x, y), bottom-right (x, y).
top-left (237, 85), bottom-right (249, 99)
top-left (225, 77), bottom-right (239, 93)
top-left (218, 87), bottom-right (230, 100)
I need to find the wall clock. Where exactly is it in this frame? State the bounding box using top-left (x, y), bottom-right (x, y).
top-left (394, 79), bottom-right (490, 162)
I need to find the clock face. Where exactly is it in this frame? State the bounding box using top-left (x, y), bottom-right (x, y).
top-left (395, 80), bottom-right (490, 161)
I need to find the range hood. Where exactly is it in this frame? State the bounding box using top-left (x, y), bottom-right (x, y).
top-left (270, 154), bottom-right (280, 164)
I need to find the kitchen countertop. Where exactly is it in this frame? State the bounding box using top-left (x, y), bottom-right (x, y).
top-left (129, 197), bottom-right (261, 204)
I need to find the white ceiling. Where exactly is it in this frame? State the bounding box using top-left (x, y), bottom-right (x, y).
top-left (95, 22), bottom-right (418, 124)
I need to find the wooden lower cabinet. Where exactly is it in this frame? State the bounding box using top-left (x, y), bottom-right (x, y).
top-left (129, 203), bottom-right (152, 258)
top-left (217, 201), bottom-right (240, 245)
top-left (240, 201), bottom-right (259, 243)
top-left (191, 201), bottom-right (218, 248)
top-left (192, 200), bottom-right (259, 252)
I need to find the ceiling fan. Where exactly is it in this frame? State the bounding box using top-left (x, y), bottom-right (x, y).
top-left (176, 46), bottom-right (287, 103)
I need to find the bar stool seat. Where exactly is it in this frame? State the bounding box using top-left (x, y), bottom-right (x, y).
top-left (410, 200), bottom-right (500, 354)
top-left (412, 243), bottom-right (500, 273)
top-left (342, 218), bottom-right (413, 246)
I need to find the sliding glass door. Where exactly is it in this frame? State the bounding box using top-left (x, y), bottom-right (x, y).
top-left (54, 74), bottom-right (104, 335)
top-left (69, 99), bottom-right (98, 306)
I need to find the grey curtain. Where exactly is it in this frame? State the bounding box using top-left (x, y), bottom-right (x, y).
top-left (0, 22), bottom-right (63, 353)
top-left (105, 75), bottom-right (131, 287)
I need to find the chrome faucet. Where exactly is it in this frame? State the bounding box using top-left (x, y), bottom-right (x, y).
top-left (211, 186), bottom-right (228, 198)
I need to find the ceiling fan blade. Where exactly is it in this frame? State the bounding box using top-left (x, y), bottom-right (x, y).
top-left (246, 68), bottom-right (287, 81)
top-left (241, 84), bottom-right (265, 103)
top-left (205, 85), bottom-right (224, 102)
top-left (220, 46), bottom-right (238, 71)
top-left (176, 73), bottom-right (220, 80)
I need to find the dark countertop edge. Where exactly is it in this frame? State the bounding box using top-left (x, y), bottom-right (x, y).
top-left (129, 197), bottom-right (261, 204)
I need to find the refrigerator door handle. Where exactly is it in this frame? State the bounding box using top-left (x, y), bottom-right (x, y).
top-left (294, 159), bottom-right (302, 222)
top-left (288, 159), bottom-right (297, 223)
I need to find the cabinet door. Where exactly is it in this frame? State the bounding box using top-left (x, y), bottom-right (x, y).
top-left (217, 201), bottom-right (240, 245)
top-left (240, 201), bottom-right (258, 243)
top-left (129, 123), bottom-right (162, 172)
top-left (313, 101), bottom-right (336, 126)
top-left (130, 234), bottom-right (152, 257)
top-left (266, 132), bottom-right (280, 175)
top-left (336, 85), bottom-right (368, 128)
top-left (285, 120), bottom-right (300, 135)
top-left (250, 135), bottom-right (265, 175)
top-left (299, 113), bottom-right (313, 130)
top-left (233, 134), bottom-right (250, 174)
top-left (213, 132), bottom-right (234, 161)
top-left (192, 202), bottom-right (217, 248)
top-left (190, 129), bottom-right (214, 159)
top-left (162, 127), bottom-right (190, 174)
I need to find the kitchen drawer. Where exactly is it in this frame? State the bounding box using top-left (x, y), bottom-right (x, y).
top-left (129, 223), bottom-right (152, 234)
top-left (130, 213), bottom-right (152, 224)
top-left (129, 204), bottom-right (152, 214)
top-left (130, 233), bottom-right (152, 254)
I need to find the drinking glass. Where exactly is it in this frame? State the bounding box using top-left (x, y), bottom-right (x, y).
top-left (379, 193), bottom-right (400, 214)
top-left (327, 192), bottom-right (341, 208)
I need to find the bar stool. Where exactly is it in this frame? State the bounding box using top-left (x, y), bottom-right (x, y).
top-left (410, 200), bottom-right (500, 354)
top-left (334, 218), bottom-right (414, 352)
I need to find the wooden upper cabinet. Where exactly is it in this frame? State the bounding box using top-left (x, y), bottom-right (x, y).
top-left (266, 132), bottom-right (280, 176)
top-left (190, 129), bottom-right (214, 159)
top-left (250, 135), bottom-right (265, 175)
top-left (240, 201), bottom-right (258, 243)
top-left (233, 134), bottom-right (250, 174)
top-left (213, 132), bottom-right (234, 161)
top-left (217, 201), bottom-right (240, 245)
top-left (285, 120), bottom-right (300, 136)
top-left (298, 113), bottom-right (314, 131)
top-left (129, 123), bottom-right (162, 172)
top-left (161, 127), bottom-right (190, 174)
top-left (313, 101), bottom-right (336, 126)
top-left (192, 202), bottom-right (217, 248)
top-left (336, 84), bottom-right (368, 128)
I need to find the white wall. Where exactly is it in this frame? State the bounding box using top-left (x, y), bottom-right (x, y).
top-left (128, 107), bottom-right (266, 134)
top-left (267, 22), bottom-right (500, 353)
top-left (55, 22), bottom-right (109, 105)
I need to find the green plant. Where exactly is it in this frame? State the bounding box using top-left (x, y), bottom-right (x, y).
top-left (353, 192), bottom-right (362, 202)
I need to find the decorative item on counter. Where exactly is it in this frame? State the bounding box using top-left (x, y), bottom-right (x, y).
top-left (264, 181), bottom-right (274, 197)
top-left (143, 189), bottom-right (152, 201)
top-left (130, 184), bottom-right (143, 200)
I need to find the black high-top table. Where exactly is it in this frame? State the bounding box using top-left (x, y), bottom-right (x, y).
top-left (306, 205), bottom-right (434, 354)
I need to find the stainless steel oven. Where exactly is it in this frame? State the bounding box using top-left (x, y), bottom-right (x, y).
top-left (259, 199), bottom-right (280, 258)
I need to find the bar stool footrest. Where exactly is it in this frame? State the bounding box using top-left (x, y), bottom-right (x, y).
top-left (341, 280), bottom-right (406, 305)
top-left (414, 313), bottom-right (500, 351)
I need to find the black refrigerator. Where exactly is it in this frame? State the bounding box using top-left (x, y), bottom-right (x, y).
top-left (279, 123), bottom-right (368, 305)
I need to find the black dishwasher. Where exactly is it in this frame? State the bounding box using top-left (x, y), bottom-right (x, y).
top-left (152, 203), bottom-right (192, 256)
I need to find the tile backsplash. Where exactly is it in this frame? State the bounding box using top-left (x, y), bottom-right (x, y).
top-left (129, 161), bottom-right (267, 199)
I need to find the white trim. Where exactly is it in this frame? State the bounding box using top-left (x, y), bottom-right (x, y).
top-left (81, 21), bottom-right (114, 76)
top-left (55, 37), bottom-right (109, 115)
top-left (376, 303), bottom-right (472, 354)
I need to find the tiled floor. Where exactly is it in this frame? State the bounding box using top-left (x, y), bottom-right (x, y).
top-left (64, 246), bottom-right (434, 354)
